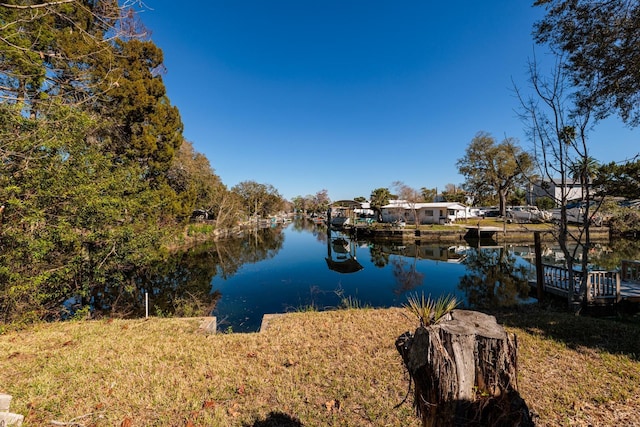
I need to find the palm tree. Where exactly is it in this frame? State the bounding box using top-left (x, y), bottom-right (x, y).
top-left (569, 156), bottom-right (600, 191)
top-left (370, 187), bottom-right (391, 222)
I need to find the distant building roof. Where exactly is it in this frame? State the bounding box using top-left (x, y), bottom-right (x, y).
top-left (331, 200), bottom-right (363, 208)
top-left (538, 178), bottom-right (584, 186)
top-left (381, 201), bottom-right (467, 209)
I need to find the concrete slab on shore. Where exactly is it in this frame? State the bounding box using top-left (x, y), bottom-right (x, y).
top-left (0, 394), bottom-right (23, 426)
top-left (198, 316), bottom-right (217, 334)
top-left (260, 313), bottom-right (285, 332)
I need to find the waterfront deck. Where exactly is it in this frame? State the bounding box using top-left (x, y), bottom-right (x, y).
top-left (530, 260), bottom-right (640, 304)
top-left (463, 225), bottom-right (501, 239)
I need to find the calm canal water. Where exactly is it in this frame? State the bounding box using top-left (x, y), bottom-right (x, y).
top-left (125, 217), bottom-right (637, 333)
top-left (210, 218), bottom-right (539, 332)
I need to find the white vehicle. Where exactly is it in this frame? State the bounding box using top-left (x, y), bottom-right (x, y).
top-left (551, 201), bottom-right (604, 226)
top-left (506, 206), bottom-right (552, 223)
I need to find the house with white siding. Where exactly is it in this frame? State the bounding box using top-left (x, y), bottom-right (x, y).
top-left (380, 201), bottom-right (469, 224)
top-left (529, 178), bottom-right (593, 205)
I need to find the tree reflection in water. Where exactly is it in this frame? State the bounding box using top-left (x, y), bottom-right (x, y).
top-left (458, 244), bottom-right (531, 309)
top-left (391, 256), bottom-right (425, 295)
top-left (588, 238), bottom-right (640, 271)
top-left (292, 215), bottom-right (329, 244)
top-left (364, 241), bottom-right (424, 293)
top-left (87, 242), bottom-right (222, 319)
top-left (369, 242), bottom-right (452, 294)
top-left (369, 243), bottom-right (391, 268)
top-left (91, 217), bottom-right (638, 324)
top-left (86, 225), bottom-right (286, 319)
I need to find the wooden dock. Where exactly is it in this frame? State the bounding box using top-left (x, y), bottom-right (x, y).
top-left (530, 260), bottom-right (640, 304)
top-left (463, 225), bottom-right (501, 239)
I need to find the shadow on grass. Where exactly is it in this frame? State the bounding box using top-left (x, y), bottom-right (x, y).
top-left (244, 411), bottom-right (303, 427)
top-left (490, 303), bottom-right (640, 361)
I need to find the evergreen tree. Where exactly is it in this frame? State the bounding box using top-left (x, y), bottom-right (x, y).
top-left (596, 159), bottom-right (640, 199)
top-left (93, 39), bottom-right (184, 183)
top-left (0, 103), bottom-right (166, 322)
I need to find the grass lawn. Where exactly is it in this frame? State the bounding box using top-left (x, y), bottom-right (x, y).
top-left (1, 305), bottom-right (640, 426)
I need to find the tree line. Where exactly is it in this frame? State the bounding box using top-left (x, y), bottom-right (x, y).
top-left (0, 2), bottom-right (288, 324)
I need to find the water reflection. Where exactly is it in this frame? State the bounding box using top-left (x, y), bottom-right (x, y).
top-left (189, 225), bottom-right (285, 282)
top-left (590, 238), bottom-right (640, 270)
top-left (458, 244), bottom-right (532, 308)
top-left (357, 242), bottom-right (467, 294)
top-left (366, 240), bottom-right (531, 305)
top-left (325, 227), bottom-right (363, 274)
top-left (82, 217), bottom-right (640, 332)
top-left (390, 256), bottom-right (424, 295)
top-left (87, 242), bottom-right (221, 318)
top-left (79, 225), bottom-right (286, 319)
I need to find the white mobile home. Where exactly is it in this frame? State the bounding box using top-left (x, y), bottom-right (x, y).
top-left (380, 201), bottom-right (468, 224)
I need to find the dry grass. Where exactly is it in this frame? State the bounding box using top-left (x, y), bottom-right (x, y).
top-left (0, 309), bottom-right (419, 426)
top-left (1, 306), bottom-right (640, 426)
top-left (494, 306), bottom-right (640, 427)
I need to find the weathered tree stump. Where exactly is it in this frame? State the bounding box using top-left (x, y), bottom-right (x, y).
top-left (396, 310), bottom-right (535, 427)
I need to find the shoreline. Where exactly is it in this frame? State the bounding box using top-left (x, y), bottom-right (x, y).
top-left (169, 220), bottom-right (613, 253)
top-left (345, 223), bottom-right (611, 244)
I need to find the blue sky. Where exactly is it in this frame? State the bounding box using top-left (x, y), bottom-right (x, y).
top-left (141, 1), bottom-right (638, 202)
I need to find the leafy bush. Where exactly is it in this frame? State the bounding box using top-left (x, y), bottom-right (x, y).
top-left (536, 196), bottom-right (555, 210)
top-left (609, 209), bottom-right (640, 236)
top-left (403, 293), bottom-right (459, 327)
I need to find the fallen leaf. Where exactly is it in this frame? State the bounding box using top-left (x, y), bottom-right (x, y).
top-left (202, 400), bottom-right (216, 409)
top-left (120, 417), bottom-right (133, 427)
top-left (228, 403), bottom-right (240, 417)
top-left (325, 400), bottom-right (334, 411)
top-left (237, 384), bottom-right (245, 395)
top-left (325, 399), bottom-right (341, 412)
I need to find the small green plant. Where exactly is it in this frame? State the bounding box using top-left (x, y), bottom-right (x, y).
top-left (70, 305), bottom-right (91, 321)
top-left (339, 296), bottom-right (369, 310)
top-left (403, 293), bottom-right (459, 326)
top-left (187, 223), bottom-right (215, 236)
top-left (473, 385), bottom-right (491, 398)
top-left (172, 293), bottom-right (208, 318)
top-left (293, 303), bottom-right (318, 312)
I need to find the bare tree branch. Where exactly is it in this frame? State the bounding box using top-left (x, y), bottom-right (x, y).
top-left (0, 0), bottom-right (75, 9)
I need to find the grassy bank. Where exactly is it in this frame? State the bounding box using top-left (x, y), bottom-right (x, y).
top-left (365, 220), bottom-right (611, 243)
top-left (1, 306), bottom-right (640, 426)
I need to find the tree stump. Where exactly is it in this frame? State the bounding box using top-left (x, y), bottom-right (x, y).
top-left (396, 310), bottom-right (535, 427)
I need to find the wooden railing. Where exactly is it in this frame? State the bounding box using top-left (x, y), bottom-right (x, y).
top-left (587, 270), bottom-right (620, 301)
top-left (621, 260), bottom-right (640, 283)
top-left (541, 264), bottom-right (620, 301)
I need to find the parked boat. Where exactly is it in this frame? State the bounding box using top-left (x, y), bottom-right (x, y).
top-left (330, 216), bottom-right (350, 227)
